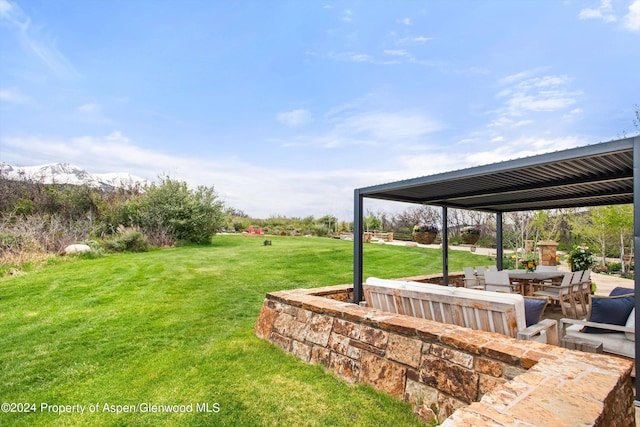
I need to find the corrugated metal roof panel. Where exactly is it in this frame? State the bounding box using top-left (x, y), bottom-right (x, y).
top-left (357, 138), bottom-right (637, 212)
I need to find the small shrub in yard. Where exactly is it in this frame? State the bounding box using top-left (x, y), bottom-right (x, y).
top-left (102, 227), bottom-right (148, 253)
top-left (502, 256), bottom-right (517, 269)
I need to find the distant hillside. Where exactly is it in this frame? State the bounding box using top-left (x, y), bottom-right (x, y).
top-left (0, 162), bottom-right (150, 191)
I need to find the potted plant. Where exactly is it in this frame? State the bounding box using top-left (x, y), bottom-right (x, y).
top-left (412, 224), bottom-right (438, 244)
top-left (460, 225), bottom-right (481, 245)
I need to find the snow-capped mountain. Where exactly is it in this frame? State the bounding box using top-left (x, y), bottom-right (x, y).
top-left (0, 162), bottom-right (151, 191)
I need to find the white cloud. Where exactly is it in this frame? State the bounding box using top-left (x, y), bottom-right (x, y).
top-left (578, 0), bottom-right (640, 32)
top-left (397, 18), bottom-right (411, 26)
top-left (322, 51), bottom-right (400, 65)
top-left (383, 49), bottom-right (409, 56)
top-left (623, 0), bottom-right (640, 32)
top-left (504, 90), bottom-right (580, 113)
top-left (105, 130), bottom-right (130, 143)
top-left (0, 0), bottom-right (13, 16)
top-left (0, 0), bottom-right (80, 80)
top-left (579, 0), bottom-right (616, 22)
top-left (409, 136), bottom-right (586, 173)
top-left (351, 53), bottom-right (372, 62)
top-left (396, 35), bottom-right (435, 44)
top-left (0, 88), bottom-right (31, 104)
top-left (563, 108), bottom-right (584, 121)
top-left (397, 152), bottom-right (462, 177)
top-left (277, 109), bottom-right (443, 152)
top-left (496, 71), bottom-right (581, 116)
top-left (336, 111), bottom-right (443, 141)
top-left (77, 103), bottom-right (99, 113)
top-left (277, 109), bottom-right (312, 126)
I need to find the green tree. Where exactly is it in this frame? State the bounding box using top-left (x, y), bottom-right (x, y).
top-left (317, 214), bottom-right (338, 234)
top-left (568, 205), bottom-right (633, 271)
top-left (601, 205), bottom-right (633, 273)
top-left (363, 211), bottom-right (382, 232)
top-left (134, 177), bottom-right (226, 244)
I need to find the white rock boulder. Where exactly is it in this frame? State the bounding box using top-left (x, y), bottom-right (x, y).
top-left (64, 244), bottom-right (91, 254)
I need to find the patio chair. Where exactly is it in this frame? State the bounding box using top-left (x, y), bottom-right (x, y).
top-left (463, 267), bottom-right (484, 289)
top-left (565, 270), bottom-right (589, 317)
top-left (536, 265), bottom-right (561, 284)
top-left (533, 272), bottom-right (578, 318)
top-left (485, 270), bottom-right (520, 294)
top-left (577, 269), bottom-right (592, 314)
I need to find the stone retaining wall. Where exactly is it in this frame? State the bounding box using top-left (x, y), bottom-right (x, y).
top-left (255, 284), bottom-right (634, 426)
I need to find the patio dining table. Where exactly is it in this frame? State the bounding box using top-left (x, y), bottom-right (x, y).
top-left (504, 269), bottom-right (566, 296)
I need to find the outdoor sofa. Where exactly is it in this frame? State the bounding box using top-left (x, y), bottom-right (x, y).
top-left (363, 277), bottom-right (558, 345)
top-left (560, 287), bottom-right (635, 359)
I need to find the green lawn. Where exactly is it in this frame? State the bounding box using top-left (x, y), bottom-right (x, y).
top-left (0, 235), bottom-right (492, 426)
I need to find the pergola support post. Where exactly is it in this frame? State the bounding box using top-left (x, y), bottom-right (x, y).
top-left (442, 206), bottom-right (449, 286)
top-left (496, 212), bottom-right (503, 270)
top-left (633, 136), bottom-right (640, 404)
top-left (353, 190), bottom-right (364, 304)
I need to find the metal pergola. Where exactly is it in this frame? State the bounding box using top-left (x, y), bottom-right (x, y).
top-left (353, 135), bottom-right (640, 399)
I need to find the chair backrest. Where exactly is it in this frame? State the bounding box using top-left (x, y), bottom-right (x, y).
top-left (487, 265), bottom-right (498, 272)
top-left (475, 266), bottom-right (487, 276)
top-left (484, 270), bottom-right (514, 293)
top-left (559, 272), bottom-right (574, 295)
top-left (579, 270), bottom-right (592, 293)
top-left (484, 270), bottom-right (510, 285)
top-left (571, 270), bottom-right (583, 284)
top-left (463, 267), bottom-right (475, 278)
top-left (463, 267), bottom-right (481, 288)
top-left (536, 265), bottom-right (558, 272)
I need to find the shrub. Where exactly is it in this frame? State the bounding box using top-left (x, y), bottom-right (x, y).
top-left (608, 262), bottom-right (622, 272)
top-left (502, 256), bottom-right (517, 270)
top-left (132, 177), bottom-right (226, 244)
top-left (102, 227), bottom-right (148, 252)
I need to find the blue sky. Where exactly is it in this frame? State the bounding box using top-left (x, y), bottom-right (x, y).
top-left (1, 0), bottom-right (639, 220)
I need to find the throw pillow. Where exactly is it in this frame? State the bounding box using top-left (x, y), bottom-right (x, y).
top-left (583, 294), bottom-right (635, 334)
top-left (523, 297), bottom-right (547, 327)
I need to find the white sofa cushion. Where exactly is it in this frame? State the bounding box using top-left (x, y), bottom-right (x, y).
top-left (364, 277), bottom-right (408, 290)
top-left (365, 277), bottom-right (455, 295)
top-left (404, 280), bottom-right (455, 295)
top-left (565, 324), bottom-right (634, 358)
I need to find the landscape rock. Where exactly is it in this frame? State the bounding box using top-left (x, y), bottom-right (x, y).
top-left (64, 244), bottom-right (91, 254)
